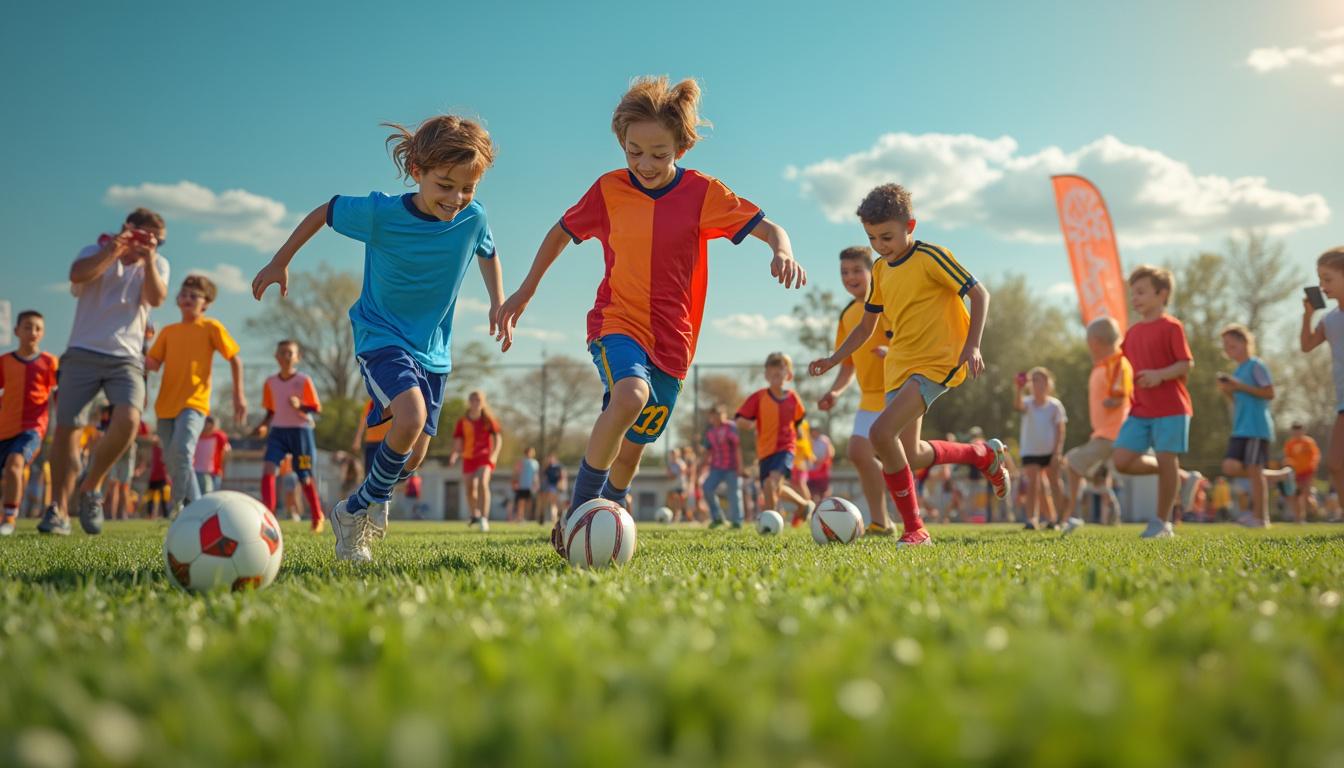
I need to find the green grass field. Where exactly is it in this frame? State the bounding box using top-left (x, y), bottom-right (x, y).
top-left (1, 520), bottom-right (1342, 768)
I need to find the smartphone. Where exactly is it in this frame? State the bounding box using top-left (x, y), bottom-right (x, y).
top-left (1306, 286), bottom-right (1327, 310)
top-left (1015, 371), bottom-right (1028, 386)
top-left (1216, 372), bottom-right (1232, 382)
top-left (128, 229), bottom-right (156, 246)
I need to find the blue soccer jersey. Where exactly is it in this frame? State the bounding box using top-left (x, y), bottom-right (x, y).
top-left (328, 192), bottom-right (495, 374)
top-left (1231, 357), bottom-right (1274, 440)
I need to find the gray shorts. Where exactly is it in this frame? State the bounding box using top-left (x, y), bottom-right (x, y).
top-left (56, 347), bottom-right (146, 427)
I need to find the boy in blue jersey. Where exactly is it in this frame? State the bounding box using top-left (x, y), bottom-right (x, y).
top-left (1217, 323), bottom-right (1294, 528)
top-left (252, 115), bottom-right (507, 562)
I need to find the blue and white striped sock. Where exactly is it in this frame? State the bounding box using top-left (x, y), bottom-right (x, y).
top-left (348, 442), bottom-right (411, 513)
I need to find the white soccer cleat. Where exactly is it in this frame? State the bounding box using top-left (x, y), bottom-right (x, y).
top-left (985, 439), bottom-right (1012, 500)
top-left (367, 501), bottom-right (389, 540)
top-left (329, 500), bottom-right (373, 563)
top-left (1140, 518), bottom-right (1174, 539)
top-left (1062, 516), bottom-right (1085, 536)
top-left (1180, 471), bottom-right (1203, 513)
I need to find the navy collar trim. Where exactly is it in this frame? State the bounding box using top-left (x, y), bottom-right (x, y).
top-left (402, 193), bottom-right (442, 222)
top-left (886, 240), bottom-right (921, 267)
top-left (627, 166), bottom-right (685, 200)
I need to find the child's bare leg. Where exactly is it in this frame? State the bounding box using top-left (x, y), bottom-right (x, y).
top-left (1023, 464), bottom-right (1041, 524)
top-left (585, 380), bottom-right (649, 469)
top-left (1328, 414), bottom-right (1344, 504)
top-left (871, 384), bottom-right (926, 473)
top-left (763, 475), bottom-right (779, 511)
top-left (404, 433), bottom-right (432, 474)
top-left (848, 437), bottom-right (889, 527)
top-left (477, 467), bottom-right (493, 519)
top-left (1043, 462), bottom-right (1062, 523)
top-left (3, 455), bottom-right (24, 510)
top-left (777, 476), bottom-right (809, 516)
top-left (1156, 452), bottom-right (1180, 523)
top-left (1248, 465), bottom-right (1268, 524)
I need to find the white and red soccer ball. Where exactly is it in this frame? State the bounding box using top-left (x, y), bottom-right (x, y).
top-left (810, 497), bottom-right (864, 545)
top-left (164, 491), bottom-right (284, 592)
top-left (563, 499), bottom-right (637, 569)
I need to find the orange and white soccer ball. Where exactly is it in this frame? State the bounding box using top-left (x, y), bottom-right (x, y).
top-left (164, 491), bottom-right (284, 592)
top-left (810, 497), bottom-right (864, 545)
top-left (757, 509), bottom-right (784, 535)
top-left (563, 499), bottom-right (637, 569)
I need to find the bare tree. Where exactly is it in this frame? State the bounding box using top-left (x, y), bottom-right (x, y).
top-left (246, 264), bottom-right (361, 400)
top-left (1224, 230), bottom-right (1297, 338)
top-left (496, 355), bottom-right (602, 461)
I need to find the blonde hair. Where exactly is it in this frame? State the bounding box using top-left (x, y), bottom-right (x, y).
top-left (467, 389), bottom-right (498, 426)
top-left (1220, 322), bottom-right (1257, 355)
top-left (1318, 247), bottom-right (1344, 274)
top-left (1128, 265), bottom-right (1175, 302)
top-left (1028, 366), bottom-right (1055, 396)
top-left (611, 76), bottom-right (709, 153)
top-left (384, 115), bottom-right (495, 181)
top-left (1086, 316), bottom-right (1122, 346)
top-left (765, 351), bottom-right (793, 374)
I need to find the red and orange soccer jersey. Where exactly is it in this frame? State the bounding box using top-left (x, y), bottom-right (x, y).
top-left (561, 168), bottom-right (765, 380)
top-left (736, 388), bottom-right (806, 459)
top-left (454, 414), bottom-right (499, 463)
top-left (0, 351), bottom-right (59, 441)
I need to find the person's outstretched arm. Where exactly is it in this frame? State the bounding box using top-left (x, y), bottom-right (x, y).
top-left (494, 222), bottom-right (571, 351)
top-left (251, 203), bottom-right (329, 299)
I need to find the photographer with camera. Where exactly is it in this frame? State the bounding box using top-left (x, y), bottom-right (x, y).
top-left (39, 208), bottom-right (169, 535)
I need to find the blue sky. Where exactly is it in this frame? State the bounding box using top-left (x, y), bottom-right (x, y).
top-left (3, 0), bottom-right (1343, 374)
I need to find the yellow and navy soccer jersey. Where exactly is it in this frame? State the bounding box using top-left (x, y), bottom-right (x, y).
top-left (864, 240), bottom-right (975, 392)
top-left (835, 295), bottom-right (890, 412)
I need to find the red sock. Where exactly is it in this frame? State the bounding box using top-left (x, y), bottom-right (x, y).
top-left (883, 467), bottom-right (924, 532)
top-left (260, 474), bottom-right (276, 512)
top-left (302, 481), bottom-right (323, 526)
top-left (928, 439), bottom-right (991, 470)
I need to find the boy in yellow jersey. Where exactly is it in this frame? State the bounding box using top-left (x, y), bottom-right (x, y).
top-left (817, 246), bottom-right (896, 536)
top-left (809, 184), bottom-right (1010, 546)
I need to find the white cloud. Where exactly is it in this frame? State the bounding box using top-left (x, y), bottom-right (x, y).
top-left (187, 263), bottom-right (250, 294)
top-left (457, 297), bottom-right (492, 314)
top-left (474, 323), bottom-right (565, 342)
top-left (710, 313), bottom-right (828, 340)
top-left (1045, 282), bottom-right (1076, 298)
top-left (104, 181), bottom-right (296, 252)
top-left (44, 281), bottom-right (71, 294)
top-left (786, 133), bottom-right (1329, 248)
top-left (1246, 28), bottom-right (1344, 85)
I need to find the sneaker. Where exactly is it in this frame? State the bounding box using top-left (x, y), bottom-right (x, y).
top-left (790, 501), bottom-right (815, 527)
top-left (1140, 518), bottom-right (1174, 539)
top-left (1180, 471), bottom-right (1203, 513)
top-left (366, 501), bottom-right (389, 539)
top-left (1238, 516), bottom-right (1270, 529)
top-left (551, 514), bottom-right (569, 559)
top-left (37, 505), bottom-right (70, 535)
top-left (708, 519), bottom-right (725, 529)
top-left (0, 513), bottom-right (16, 536)
top-left (1062, 516), bottom-right (1086, 536)
top-left (730, 521), bottom-right (743, 530)
top-left (1044, 520), bottom-right (1060, 531)
top-left (1023, 520), bottom-right (1038, 531)
top-left (77, 491), bottom-right (104, 535)
top-left (896, 528), bottom-right (932, 547)
top-left (866, 521), bottom-right (897, 537)
top-left (311, 518), bottom-right (325, 534)
top-left (329, 500), bottom-right (372, 563)
top-left (985, 439), bottom-right (1011, 500)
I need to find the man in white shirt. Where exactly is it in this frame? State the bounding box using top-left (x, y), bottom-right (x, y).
top-left (39, 208), bottom-right (169, 535)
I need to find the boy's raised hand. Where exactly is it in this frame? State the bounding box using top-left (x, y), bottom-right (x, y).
top-left (251, 260), bottom-right (289, 300)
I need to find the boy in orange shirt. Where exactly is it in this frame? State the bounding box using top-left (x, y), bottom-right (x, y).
top-left (736, 353), bottom-right (814, 527)
top-left (145, 276), bottom-right (245, 514)
top-left (0, 311), bottom-right (59, 534)
top-left (1062, 316), bottom-right (1132, 534)
top-left (495, 76), bottom-right (804, 557)
top-left (1282, 423), bottom-right (1320, 523)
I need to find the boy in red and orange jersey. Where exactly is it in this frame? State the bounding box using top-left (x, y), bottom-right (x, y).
top-left (736, 353), bottom-right (813, 527)
top-left (253, 340), bottom-right (323, 531)
top-left (495, 76), bottom-right (804, 558)
top-left (0, 311), bottom-right (58, 534)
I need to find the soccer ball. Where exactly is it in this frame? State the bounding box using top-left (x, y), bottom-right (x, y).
top-left (757, 509), bottom-right (784, 535)
top-left (810, 497), bottom-right (864, 545)
top-left (563, 499), bottom-right (637, 569)
top-left (164, 491), bottom-right (283, 592)
top-left (654, 506), bottom-right (674, 524)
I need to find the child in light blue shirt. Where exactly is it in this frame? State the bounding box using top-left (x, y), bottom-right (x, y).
top-left (1218, 323), bottom-right (1293, 527)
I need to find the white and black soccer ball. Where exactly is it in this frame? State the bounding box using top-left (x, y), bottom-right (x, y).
top-left (757, 509), bottom-right (784, 535)
top-left (164, 491), bottom-right (283, 592)
top-left (563, 499), bottom-right (637, 569)
top-left (810, 497), bottom-right (864, 545)
top-left (654, 506), bottom-right (674, 524)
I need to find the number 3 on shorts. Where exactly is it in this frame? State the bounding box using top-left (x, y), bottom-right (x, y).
top-left (631, 405), bottom-right (669, 437)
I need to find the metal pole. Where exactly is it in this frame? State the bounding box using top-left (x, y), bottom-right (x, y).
top-left (539, 353), bottom-right (548, 456)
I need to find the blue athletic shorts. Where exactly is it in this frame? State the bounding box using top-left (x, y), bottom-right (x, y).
top-left (264, 427), bottom-right (317, 479)
top-left (357, 346), bottom-right (447, 437)
top-left (758, 450), bottom-right (795, 481)
top-left (0, 429), bottom-right (41, 465)
top-left (589, 334), bottom-right (683, 445)
top-left (1114, 414), bottom-right (1190, 455)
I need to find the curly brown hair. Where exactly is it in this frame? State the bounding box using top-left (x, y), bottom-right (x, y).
top-left (611, 76), bottom-right (710, 153)
top-left (384, 115), bottom-right (495, 181)
top-left (856, 184), bottom-right (913, 225)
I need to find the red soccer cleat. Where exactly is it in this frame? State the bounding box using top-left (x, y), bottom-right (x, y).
top-left (897, 528), bottom-right (932, 547)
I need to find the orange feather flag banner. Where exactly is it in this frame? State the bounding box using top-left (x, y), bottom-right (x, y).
top-left (1051, 175), bottom-right (1128, 331)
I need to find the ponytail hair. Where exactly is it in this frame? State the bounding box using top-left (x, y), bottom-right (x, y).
top-left (611, 76), bottom-right (710, 153)
top-left (384, 115), bottom-right (495, 181)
